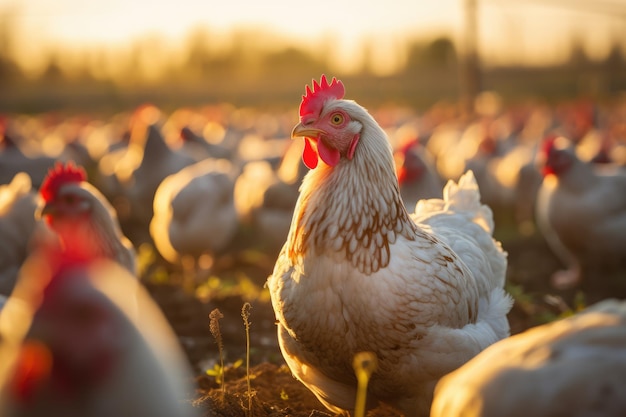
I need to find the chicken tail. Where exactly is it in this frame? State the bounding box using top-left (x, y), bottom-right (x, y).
top-left (414, 170), bottom-right (507, 292)
top-left (415, 170), bottom-right (495, 234)
top-left (442, 170), bottom-right (495, 234)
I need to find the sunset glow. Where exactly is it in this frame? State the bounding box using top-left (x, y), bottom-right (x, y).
top-left (4, 0), bottom-right (625, 77)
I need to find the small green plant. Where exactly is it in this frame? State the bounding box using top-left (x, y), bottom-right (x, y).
top-left (209, 308), bottom-right (225, 394)
top-left (241, 302), bottom-right (253, 416)
top-left (352, 351), bottom-right (378, 417)
top-left (573, 291), bottom-right (587, 313)
top-left (279, 389), bottom-right (289, 401)
top-left (205, 359), bottom-right (243, 384)
top-left (205, 363), bottom-right (224, 384)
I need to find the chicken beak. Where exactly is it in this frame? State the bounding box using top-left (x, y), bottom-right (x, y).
top-left (35, 203), bottom-right (56, 226)
top-left (37, 203), bottom-right (55, 219)
top-left (291, 123), bottom-right (324, 140)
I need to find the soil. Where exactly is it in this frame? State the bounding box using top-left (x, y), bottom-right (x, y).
top-left (143, 223), bottom-right (626, 417)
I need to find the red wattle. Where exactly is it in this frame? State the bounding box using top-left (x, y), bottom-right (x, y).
top-left (303, 138), bottom-right (319, 169)
top-left (317, 139), bottom-right (340, 167)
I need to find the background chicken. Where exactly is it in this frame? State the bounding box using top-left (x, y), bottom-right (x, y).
top-left (0, 173), bottom-right (47, 297)
top-left (37, 162), bottom-right (136, 275)
top-left (179, 125), bottom-right (234, 161)
top-left (393, 138), bottom-right (443, 210)
top-left (0, 120), bottom-right (57, 190)
top-left (0, 242), bottom-right (198, 417)
top-left (234, 140), bottom-right (306, 255)
top-left (535, 135), bottom-right (626, 289)
top-left (150, 157), bottom-right (239, 281)
top-left (268, 76), bottom-right (512, 417)
top-left (431, 299), bottom-right (626, 417)
top-left (101, 105), bottom-right (198, 246)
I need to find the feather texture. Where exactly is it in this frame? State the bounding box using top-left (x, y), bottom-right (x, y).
top-left (268, 77), bottom-right (512, 417)
top-left (432, 299), bottom-right (626, 417)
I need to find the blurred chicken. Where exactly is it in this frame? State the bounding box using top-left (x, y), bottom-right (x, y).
top-left (179, 126), bottom-right (234, 161)
top-left (234, 140), bottom-right (305, 254)
top-left (129, 124), bottom-right (197, 240)
top-left (37, 162), bottom-right (136, 275)
top-left (0, 173), bottom-right (47, 297)
top-left (432, 299), bottom-right (626, 417)
top-left (150, 158), bottom-right (239, 280)
top-left (394, 139), bottom-right (443, 210)
top-left (162, 107), bottom-right (236, 162)
top-left (487, 139), bottom-right (544, 231)
top-left (269, 76), bottom-right (511, 417)
top-left (535, 135), bottom-right (626, 288)
top-left (103, 105), bottom-right (197, 246)
top-left (0, 242), bottom-right (199, 417)
top-left (0, 120), bottom-right (57, 189)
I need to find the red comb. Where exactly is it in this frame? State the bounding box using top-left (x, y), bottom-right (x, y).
top-left (399, 137), bottom-right (420, 155)
top-left (540, 134), bottom-right (559, 157)
top-left (299, 75), bottom-right (345, 118)
top-left (40, 161), bottom-right (87, 203)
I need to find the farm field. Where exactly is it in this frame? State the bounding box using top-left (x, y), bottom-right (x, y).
top-left (2, 96), bottom-right (625, 416)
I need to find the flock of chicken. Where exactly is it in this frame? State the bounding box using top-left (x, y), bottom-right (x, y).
top-left (0, 75), bottom-right (625, 417)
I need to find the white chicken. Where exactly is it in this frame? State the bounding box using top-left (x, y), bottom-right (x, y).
top-left (150, 157), bottom-right (239, 275)
top-left (0, 242), bottom-right (199, 417)
top-left (535, 135), bottom-right (626, 289)
top-left (110, 106), bottom-right (197, 246)
top-left (37, 162), bottom-right (136, 275)
top-left (234, 140), bottom-right (305, 254)
top-left (0, 173), bottom-right (42, 297)
top-left (0, 121), bottom-right (57, 190)
top-left (268, 76), bottom-right (512, 417)
top-left (431, 299), bottom-right (626, 417)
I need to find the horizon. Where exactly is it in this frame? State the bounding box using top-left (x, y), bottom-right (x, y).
top-left (2, 0), bottom-right (625, 77)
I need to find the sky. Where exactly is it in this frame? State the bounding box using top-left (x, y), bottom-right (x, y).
top-left (6, 0), bottom-right (461, 43)
top-left (2, 0), bottom-right (625, 74)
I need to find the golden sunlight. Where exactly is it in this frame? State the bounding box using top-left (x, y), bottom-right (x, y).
top-left (4, 0), bottom-right (625, 78)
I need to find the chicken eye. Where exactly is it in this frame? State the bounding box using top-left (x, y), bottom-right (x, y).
top-left (330, 113), bottom-right (344, 125)
top-left (63, 195), bottom-right (78, 205)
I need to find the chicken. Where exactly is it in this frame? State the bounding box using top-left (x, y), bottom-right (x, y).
top-left (535, 135), bottom-right (626, 289)
top-left (126, 123), bottom-right (197, 244)
top-left (267, 76), bottom-right (512, 417)
top-left (162, 106), bottom-right (235, 162)
top-left (234, 140), bottom-right (305, 254)
top-left (0, 242), bottom-right (199, 417)
top-left (0, 173), bottom-right (53, 298)
top-left (150, 158), bottom-right (239, 278)
top-left (394, 139), bottom-right (443, 211)
top-left (0, 121), bottom-right (57, 190)
top-left (37, 162), bottom-right (136, 275)
top-left (431, 299), bottom-right (626, 417)
top-left (103, 105), bottom-right (197, 246)
top-left (179, 126), bottom-right (234, 161)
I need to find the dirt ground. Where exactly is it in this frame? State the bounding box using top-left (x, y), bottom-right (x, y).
top-left (144, 224), bottom-right (626, 417)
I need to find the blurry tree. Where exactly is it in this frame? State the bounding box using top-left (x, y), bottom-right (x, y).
top-left (568, 36), bottom-right (590, 67)
top-left (184, 28), bottom-right (213, 78)
top-left (404, 37), bottom-right (457, 71)
top-left (360, 38), bottom-right (374, 75)
top-left (41, 52), bottom-right (66, 84)
top-left (261, 47), bottom-right (325, 79)
top-left (426, 37), bottom-right (457, 68)
top-left (605, 42), bottom-right (625, 69)
top-left (602, 41), bottom-right (625, 92)
top-left (119, 37), bottom-right (164, 84)
top-left (0, 16), bottom-right (624, 112)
